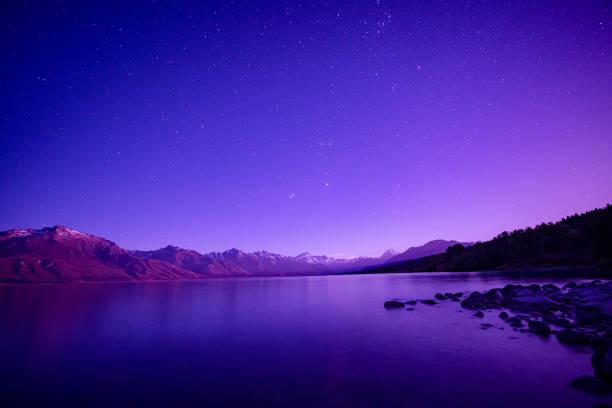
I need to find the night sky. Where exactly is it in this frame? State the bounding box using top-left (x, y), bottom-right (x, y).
top-left (1, 1), bottom-right (611, 257)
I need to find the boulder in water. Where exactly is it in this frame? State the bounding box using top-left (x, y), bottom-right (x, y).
top-left (384, 301), bottom-right (405, 309)
top-left (557, 329), bottom-right (591, 346)
top-left (569, 375), bottom-right (612, 395)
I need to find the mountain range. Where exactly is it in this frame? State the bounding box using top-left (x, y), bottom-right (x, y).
top-left (0, 225), bottom-right (465, 283)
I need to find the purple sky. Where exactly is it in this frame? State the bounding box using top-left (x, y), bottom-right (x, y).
top-left (1, 1), bottom-right (611, 257)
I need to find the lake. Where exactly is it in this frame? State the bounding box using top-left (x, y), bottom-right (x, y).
top-left (1, 271), bottom-right (610, 407)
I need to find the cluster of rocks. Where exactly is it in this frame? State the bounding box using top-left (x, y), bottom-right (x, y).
top-left (384, 292), bottom-right (464, 309)
top-left (385, 280), bottom-right (612, 396)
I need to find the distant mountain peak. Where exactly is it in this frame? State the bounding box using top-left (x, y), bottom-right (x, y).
top-left (388, 239), bottom-right (472, 264)
top-left (50, 225), bottom-right (89, 238)
top-left (381, 249), bottom-right (399, 259)
top-left (0, 225), bottom-right (93, 241)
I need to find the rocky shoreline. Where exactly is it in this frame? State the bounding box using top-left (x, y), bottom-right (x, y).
top-left (385, 280), bottom-right (612, 400)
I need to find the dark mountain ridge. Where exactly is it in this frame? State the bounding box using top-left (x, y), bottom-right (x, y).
top-left (387, 239), bottom-right (473, 264)
top-left (362, 205), bottom-right (612, 275)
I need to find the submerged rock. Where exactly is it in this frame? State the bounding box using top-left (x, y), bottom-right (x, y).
top-left (422, 299), bottom-right (437, 305)
top-left (569, 375), bottom-right (612, 395)
top-left (474, 311), bottom-right (484, 318)
top-left (434, 293), bottom-right (446, 300)
top-left (384, 300), bottom-right (405, 309)
top-left (499, 311), bottom-right (509, 320)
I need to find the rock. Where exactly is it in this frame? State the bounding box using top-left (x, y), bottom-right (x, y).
top-left (460, 291), bottom-right (485, 310)
top-left (474, 311), bottom-right (484, 318)
top-left (528, 320), bottom-right (551, 335)
top-left (569, 375), bottom-right (612, 395)
top-left (576, 310), bottom-right (597, 326)
top-left (592, 341), bottom-right (612, 383)
top-left (557, 329), bottom-right (591, 346)
top-left (504, 291), bottom-right (560, 313)
top-left (510, 322), bottom-right (524, 327)
top-left (542, 284), bottom-right (560, 291)
top-left (405, 300), bottom-right (417, 305)
top-left (461, 299), bottom-right (480, 310)
top-left (527, 284), bottom-right (541, 292)
top-left (453, 292), bottom-right (463, 297)
top-left (555, 318), bottom-right (574, 328)
top-left (451, 297), bottom-right (460, 302)
top-left (466, 291), bottom-right (483, 302)
top-left (564, 281), bottom-right (577, 289)
top-left (406, 307), bottom-right (415, 311)
top-left (499, 311), bottom-right (509, 320)
top-left (422, 299), bottom-right (437, 305)
top-left (507, 317), bottom-right (521, 324)
top-left (384, 300), bottom-right (405, 309)
top-left (444, 292), bottom-right (454, 298)
top-left (485, 289), bottom-right (504, 305)
top-left (434, 293), bottom-right (446, 300)
top-left (591, 337), bottom-right (607, 350)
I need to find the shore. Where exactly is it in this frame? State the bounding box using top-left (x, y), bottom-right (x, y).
top-left (386, 279), bottom-right (612, 398)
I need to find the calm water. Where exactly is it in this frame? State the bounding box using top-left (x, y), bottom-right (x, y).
top-left (1, 272), bottom-right (611, 407)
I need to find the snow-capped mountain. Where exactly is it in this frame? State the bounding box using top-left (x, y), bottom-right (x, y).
top-left (0, 225), bottom-right (467, 283)
top-left (0, 226), bottom-right (201, 282)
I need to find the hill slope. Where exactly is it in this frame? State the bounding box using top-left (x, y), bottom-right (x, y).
top-left (362, 205), bottom-right (612, 274)
top-left (0, 226), bottom-right (200, 282)
top-left (387, 239), bottom-right (473, 263)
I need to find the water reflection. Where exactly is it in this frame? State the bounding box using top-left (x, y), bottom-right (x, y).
top-left (0, 272), bottom-right (610, 407)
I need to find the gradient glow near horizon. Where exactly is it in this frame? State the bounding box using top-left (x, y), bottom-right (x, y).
top-left (1, 1), bottom-right (611, 257)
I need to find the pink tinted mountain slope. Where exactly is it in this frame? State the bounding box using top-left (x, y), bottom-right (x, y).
top-left (0, 226), bottom-right (201, 282)
top-left (0, 226), bottom-right (466, 283)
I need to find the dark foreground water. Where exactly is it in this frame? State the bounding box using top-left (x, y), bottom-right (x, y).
top-left (1, 272), bottom-right (612, 407)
